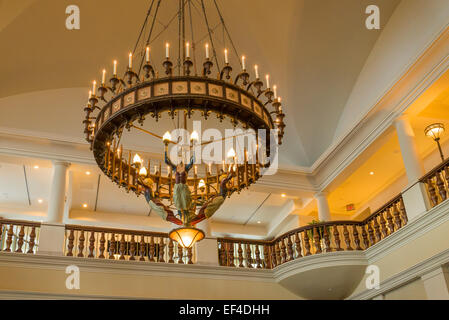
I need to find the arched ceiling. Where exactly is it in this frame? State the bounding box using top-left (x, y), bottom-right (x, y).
top-left (0, 0), bottom-right (400, 167)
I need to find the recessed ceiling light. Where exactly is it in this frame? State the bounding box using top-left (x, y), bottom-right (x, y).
top-left (37, 199), bottom-right (43, 204)
top-left (281, 193), bottom-right (286, 198)
top-left (85, 171), bottom-right (91, 175)
top-left (370, 172), bottom-right (374, 175)
top-left (33, 165), bottom-right (39, 169)
top-left (83, 203), bottom-right (88, 208)
top-left (257, 221), bottom-right (261, 224)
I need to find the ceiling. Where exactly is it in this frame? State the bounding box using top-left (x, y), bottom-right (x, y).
top-left (0, 0), bottom-right (401, 167)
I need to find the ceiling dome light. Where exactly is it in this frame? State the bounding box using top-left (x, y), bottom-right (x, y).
top-left (169, 227), bottom-right (205, 249)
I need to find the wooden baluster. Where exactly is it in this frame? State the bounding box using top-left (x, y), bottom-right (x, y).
top-left (361, 225), bottom-right (369, 249)
top-left (15, 225), bottom-right (25, 253)
top-left (139, 235), bottom-right (146, 261)
top-left (270, 244), bottom-right (277, 268)
top-left (88, 232), bottom-right (95, 258)
top-left (0, 222), bottom-right (2, 251)
top-left (187, 247), bottom-right (193, 264)
top-left (280, 238), bottom-right (287, 263)
top-left (303, 232), bottom-right (311, 256)
top-left (168, 239), bottom-right (174, 263)
top-left (379, 212), bottom-right (388, 238)
top-left (98, 232), bottom-right (106, 259)
top-left (352, 225), bottom-right (362, 250)
top-left (399, 197), bottom-right (408, 225)
top-left (392, 203), bottom-right (402, 230)
top-left (313, 227), bottom-right (322, 254)
top-left (287, 236), bottom-right (294, 261)
top-left (275, 242), bottom-right (281, 264)
top-left (427, 177), bottom-right (439, 207)
top-left (295, 232), bottom-right (303, 257)
top-left (129, 235), bottom-right (136, 261)
top-left (108, 233), bottom-right (116, 259)
top-left (27, 226), bottom-right (36, 254)
top-left (238, 243), bottom-right (244, 267)
top-left (445, 166), bottom-right (449, 197)
top-left (158, 238), bottom-right (165, 263)
top-left (5, 224), bottom-right (14, 252)
top-left (77, 231), bottom-right (85, 257)
top-left (323, 227), bottom-right (331, 252)
top-left (333, 227), bottom-right (342, 251)
top-left (386, 207), bottom-right (395, 234)
top-left (228, 243), bottom-right (235, 267)
top-left (343, 225), bottom-right (352, 250)
top-left (373, 217), bottom-right (381, 242)
top-left (178, 243), bottom-right (185, 264)
top-left (255, 245), bottom-right (262, 268)
top-left (367, 220), bottom-right (375, 245)
top-left (245, 243), bottom-right (252, 268)
top-left (436, 171), bottom-right (447, 201)
top-left (119, 234), bottom-right (126, 260)
top-left (263, 245), bottom-right (270, 269)
top-left (149, 236), bottom-right (155, 262)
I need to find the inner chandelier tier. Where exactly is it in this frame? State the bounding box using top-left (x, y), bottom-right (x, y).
top-left (81, 0), bottom-right (286, 247)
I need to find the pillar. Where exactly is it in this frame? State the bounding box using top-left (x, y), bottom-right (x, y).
top-left (394, 115), bottom-right (431, 221)
top-left (39, 161), bottom-right (70, 256)
top-left (315, 192), bottom-right (331, 221)
top-left (195, 219), bottom-right (219, 266)
top-left (421, 266), bottom-right (449, 299)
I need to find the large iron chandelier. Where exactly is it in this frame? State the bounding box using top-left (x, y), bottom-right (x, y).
top-left (82, 0), bottom-right (286, 249)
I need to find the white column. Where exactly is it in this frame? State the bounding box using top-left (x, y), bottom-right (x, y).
top-left (195, 220), bottom-right (219, 266)
top-left (315, 192), bottom-right (331, 221)
top-left (394, 115), bottom-right (431, 221)
top-left (421, 266), bottom-right (449, 300)
top-left (46, 161), bottom-right (70, 223)
top-left (394, 115), bottom-right (424, 183)
top-left (40, 161), bottom-right (70, 256)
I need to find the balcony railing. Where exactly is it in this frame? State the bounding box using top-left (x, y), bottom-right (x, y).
top-left (218, 195), bottom-right (407, 269)
top-left (420, 158), bottom-right (449, 208)
top-left (0, 219), bottom-right (40, 254)
top-left (64, 225), bottom-right (195, 264)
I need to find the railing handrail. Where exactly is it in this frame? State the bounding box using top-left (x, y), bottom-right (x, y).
top-left (0, 218), bottom-right (41, 228)
top-left (419, 157), bottom-right (449, 182)
top-left (219, 194), bottom-right (404, 245)
top-left (360, 193), bottom-right (402, 224)
top-left (65, 224), bottom-right (168, 238)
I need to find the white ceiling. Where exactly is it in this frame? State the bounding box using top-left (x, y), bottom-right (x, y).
top-left (0, 0), bottom-right (401, 167)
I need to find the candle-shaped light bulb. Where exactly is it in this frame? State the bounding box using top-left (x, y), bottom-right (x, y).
top-left (224, 49), bottom-right (229, 64)
top-left (146, 46), bottom-right (150, 63)
top-left (165, 43), bottom-right (170, 59)
top-left (133, 154), bottom-right (142, 164)
top-left (205, 43), bottom-right (210, 59)
top-left (273, 85), bottom-right (278, 99)
top-left (227, 148), bottom-right (236, 159)
top-left (208, 163), bottom-right (212, 173)
top-left (154, 165), bottom-right (157, 174)
top-left (113, 60), bottom-right (117, 76)
top-left (265, 74), bottom-right (270, 89)
top-left (139, 167), bottom-right (147, 177)
top-left (128, 53), bottom-right (133, 69)
top-left (194, 165), bottom-right (198, 175)
top-left (163, 131), bottom-right (172, 144)
top-left (88, 90), bottom-right (92, 100)
top-left (190, 131), bottom-right (199, 143)
top-left (186, 42), bottom-right (190, 58)
top-left (92, 81), bottom-right (97, 95)
top-left (242, 56), bottom-right (246, 70)
top-left (254, 65), bottom-right (259, 79)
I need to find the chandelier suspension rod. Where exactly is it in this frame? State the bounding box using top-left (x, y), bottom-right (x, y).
top-left (132, 0), bottom-right (155, 56)
top-left (188, 0), bottom-right (198, 75)
top-left (200, 0), bottom-right (220, 71)
top-left (212, 0), bottom-right (241, 67)
top-left (137, 0), bottom-right (162, 77)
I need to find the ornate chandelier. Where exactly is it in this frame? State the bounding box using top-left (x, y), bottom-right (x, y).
top-left (82, 0), bottom-right (286, 249)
